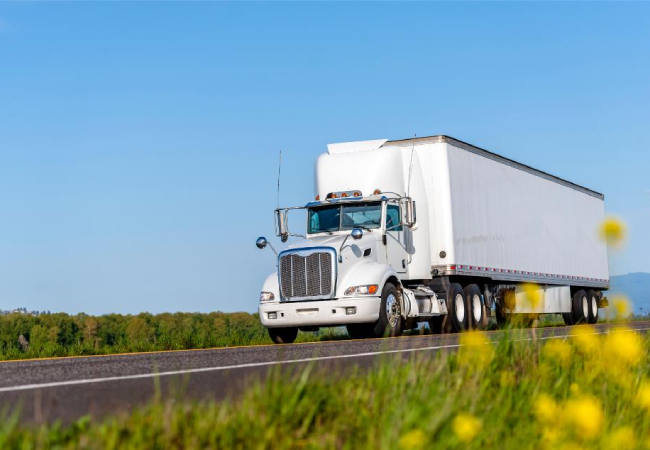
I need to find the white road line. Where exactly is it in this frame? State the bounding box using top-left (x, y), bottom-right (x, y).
top-left (0, 326), bottom-right (647, 394)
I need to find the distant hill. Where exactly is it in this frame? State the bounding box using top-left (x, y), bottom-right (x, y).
top-left (609, 273), bottom-right (650, 316)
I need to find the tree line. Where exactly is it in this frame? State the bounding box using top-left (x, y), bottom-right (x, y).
top-left (0, 311), bottom-right (271, 360)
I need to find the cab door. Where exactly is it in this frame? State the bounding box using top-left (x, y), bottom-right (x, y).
top-left (385, 203), bottom-right (408, 273)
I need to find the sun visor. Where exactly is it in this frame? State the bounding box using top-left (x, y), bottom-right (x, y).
top-left (327, 139), bottom-right (388, 155)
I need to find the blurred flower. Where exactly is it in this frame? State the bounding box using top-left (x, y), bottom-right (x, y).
top-left (534, 394), bottom-right (558, 424)
top-left (599, 217), bottom-right (626, 247)
top-left (399, 429), bottom-right (426, 449)
top-left (564, 396), bottom-right (603, 439)
top-left (636, 381), bottom-right (650, 410)
top-left (541, 427), bottom-right (560, 444)
top-left (570, 383), bottom-right (580, 394)
top-left (611, 295), bottom-right (633, 319)
top-left (458, 331), bottom-right (493, 369)
top-left (452, 413), bottom-right (482, 443)
top-left (603, 329), bottom-right (643, 367)
top-left (521, 283), bottom-right (543, 309)
top-left (570, 325), bottom-right (600, 355)
top-left (543, 339), bottom-right (572, 367)
top-left (604, 426), bottom-right (636, 450)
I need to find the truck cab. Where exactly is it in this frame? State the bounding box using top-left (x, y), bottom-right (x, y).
top-left (257, 192), bottom-right (418, 343)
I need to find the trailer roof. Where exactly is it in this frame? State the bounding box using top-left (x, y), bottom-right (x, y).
top-left (385, 135), bottom-right (604, 200)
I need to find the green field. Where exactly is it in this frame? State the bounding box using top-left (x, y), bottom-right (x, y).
top-left (0, 311), bottom-right (348, 361)
top-left (2, 325), bottom-right (649, 449)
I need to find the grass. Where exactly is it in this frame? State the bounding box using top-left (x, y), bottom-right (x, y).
top-left (2, 324), bottom-right (650, 449)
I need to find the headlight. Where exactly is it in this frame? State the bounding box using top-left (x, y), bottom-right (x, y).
top-left (344, 285), bottom-right (379, 296)
top-left (260, 292), bottom-right (275, 302)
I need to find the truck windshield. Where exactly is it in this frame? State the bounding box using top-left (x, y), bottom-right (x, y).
top-left (308, 202), bottom-right (382, 234)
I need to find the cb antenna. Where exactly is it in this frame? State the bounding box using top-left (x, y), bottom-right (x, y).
top-left (407, 134), bottom-right (416, 197)
top-left (276, 150), bottom-right (282, 209)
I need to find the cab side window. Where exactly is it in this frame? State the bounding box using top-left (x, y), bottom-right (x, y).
top-left (385, 205), bottom-right (402, 231)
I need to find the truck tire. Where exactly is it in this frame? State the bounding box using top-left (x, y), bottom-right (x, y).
top-left (372, 283), bottom-right (404, 337)
top-left (587, 290), bottom-right (599, 324)
top-left (268, 327), bottom-right (298, 344)
top-left (572, 290), bottom-right (589, 324)
top-left (464, 284), bottom-right (487, 330)
top-left (562, 312), bottom-right (575, 326)
top-left (447, 283), bottom-right (468, 333)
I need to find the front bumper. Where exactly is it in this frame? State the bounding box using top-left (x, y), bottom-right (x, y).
top-left (259, 297), bottom-right (380, 328)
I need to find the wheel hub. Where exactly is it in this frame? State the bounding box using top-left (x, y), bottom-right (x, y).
top-left (386, 294), bottom-right (400, 327)
top-left (472, 294), bottom-right (482, 322)
top-left (455, 293), bottom-right (465, 323)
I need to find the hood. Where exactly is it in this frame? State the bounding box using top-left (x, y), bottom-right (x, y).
top-left (284, 232), bottom-right (380, 253)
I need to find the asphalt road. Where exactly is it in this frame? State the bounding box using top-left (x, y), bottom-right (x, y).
top-left (1, 321), bottom-right (648, 425)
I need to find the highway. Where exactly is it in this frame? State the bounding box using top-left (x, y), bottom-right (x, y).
top-left (1, 321), bottom-right (648, 425)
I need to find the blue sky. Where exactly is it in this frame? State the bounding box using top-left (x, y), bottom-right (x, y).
top-left (0, 2), bottom-right (648, 315)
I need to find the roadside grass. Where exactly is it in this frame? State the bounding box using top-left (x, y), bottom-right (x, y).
top-left (1, 325), bottom-right (650, 449)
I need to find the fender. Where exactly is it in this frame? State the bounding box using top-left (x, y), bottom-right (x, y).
top-left (260, 272), bottom-right (280, 302)
top-left (336, 260), bottom-right (402, 298)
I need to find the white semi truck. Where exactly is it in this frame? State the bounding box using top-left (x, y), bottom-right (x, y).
top-left (255, 135), bottom-right (610, 344)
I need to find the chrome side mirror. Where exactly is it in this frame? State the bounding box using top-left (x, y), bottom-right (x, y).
top-left (256, 237), bottom-right (268, 249)
top-left (351, 228), bottom-right (363, 240)
top-left (404, 198), bottom-right (416, 228)
top-left (275, 210), bottom-right (289, 243)
top-left (256, 236), bottom-right (278, 256)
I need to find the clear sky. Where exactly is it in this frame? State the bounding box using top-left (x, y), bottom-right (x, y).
top-left (0, 2), bottom-right (648, 315)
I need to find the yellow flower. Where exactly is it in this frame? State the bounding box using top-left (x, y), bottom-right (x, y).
top-left (603, 328), bottom-right (643, 367)
top-left (541, 427), bottom-right (560, 444)
top-left (570, 383), bottom-right (580, 394)
top-left (611, 295), bottom-right (632, 319)
top-left (458, 331), bottom-right (493, 369)
top-left (452, 413), bottom-right (482, 443)
top-left (599, 217), bottom-right (626, 247)
top-left (399, 429), bottom-right (426, 449)
top-left (521, 283), bottom-right (543, 309)
top-left (534, 394), bottom-right (558, 424)
top-left (564, 396), bottom-right (603, 440)
top-left (570, 325), bottom-right (600, 355)
top-left (543, 339), bottom-right (572, 367)
top-left (637, 381), bottom-right (650, 410)
top-left (604, 427), bottom-right (635, 450)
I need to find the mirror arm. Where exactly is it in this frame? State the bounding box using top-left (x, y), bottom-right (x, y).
top-left (266, 242), bottom-right (278, 256)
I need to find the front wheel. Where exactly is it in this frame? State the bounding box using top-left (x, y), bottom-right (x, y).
top-left (268, 327), bottom-right (298, 344)
top-left (368, 283), bottom-right (404, 338)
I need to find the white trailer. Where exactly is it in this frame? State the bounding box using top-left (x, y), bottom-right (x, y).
top-left (256, 135), bottom-right (609, 343)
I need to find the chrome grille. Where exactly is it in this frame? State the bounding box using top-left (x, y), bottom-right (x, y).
top-left (279, 251), bottom-right (333, 299)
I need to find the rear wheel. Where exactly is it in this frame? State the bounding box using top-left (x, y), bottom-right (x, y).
top-left (587, 290), bottom-right (599, 324)
top-left (447, 283), bottom-right (468, 332)
top-left (464, 284), bottom-right (487, 330)
top-left (268, 327), bottom-right (298, 344)
top-left (572, 290), bottom-right (589, 324)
